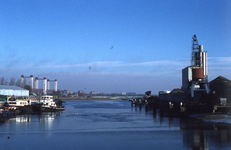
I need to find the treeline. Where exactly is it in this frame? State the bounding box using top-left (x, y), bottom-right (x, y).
top-left (0, 77), bottom-right (26, 86)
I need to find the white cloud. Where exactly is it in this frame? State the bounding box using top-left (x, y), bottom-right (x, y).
top-left (208, 57), bottom-right (231, 65)
top-left (22, 59), bottom-right (186, 69)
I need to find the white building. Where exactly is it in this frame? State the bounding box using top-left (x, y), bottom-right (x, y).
top-left (0, 85), bottom-right (29, 97)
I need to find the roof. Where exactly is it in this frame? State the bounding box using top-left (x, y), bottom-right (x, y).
top-left (0, 85), bottom-right (28, 91)
top-left (209, 76), bottom-right (231, 91)
top-left (171, 88), bottom-right (184, 93)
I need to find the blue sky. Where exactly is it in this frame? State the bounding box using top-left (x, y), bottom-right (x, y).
top-left (0, 0), bottom-right (231, 94)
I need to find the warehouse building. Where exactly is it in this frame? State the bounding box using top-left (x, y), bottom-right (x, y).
top-left (0, 85), bottom-right (29, 98)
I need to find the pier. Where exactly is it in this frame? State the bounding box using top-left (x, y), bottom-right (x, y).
top-left (130, 96), bottom-right (231, 117)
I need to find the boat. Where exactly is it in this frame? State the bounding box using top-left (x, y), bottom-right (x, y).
top-left (0, 97), bottom-right (17, 122)
top-left (38, 95), bottom-right (65, 112)
top-left (0, 95), bottom-right (32, 114)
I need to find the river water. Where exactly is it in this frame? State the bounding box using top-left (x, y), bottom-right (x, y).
top-left (0, 100), bottom-right (231, 150)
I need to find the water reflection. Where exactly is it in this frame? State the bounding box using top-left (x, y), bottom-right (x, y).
top-left (2, 112), bottom-right (61, 123)
top-left (16, 115), bottom-right (32, 122)
top-left (183, 130), bottom-right (209, 150)
top-left (143, 107), bottom-right (231, 150)
top-left (37, 112), bottom-right (56, 131)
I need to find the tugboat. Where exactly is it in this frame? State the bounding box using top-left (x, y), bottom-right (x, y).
top-left (39, 95), bottom-right (65, 112)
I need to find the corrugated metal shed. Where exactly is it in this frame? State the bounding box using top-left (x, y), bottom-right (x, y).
top-left (0, 85), bottom-right (29, 96)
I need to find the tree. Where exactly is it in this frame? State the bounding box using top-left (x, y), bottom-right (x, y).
top-left (0, 77), bottom-right (8, 85)
top-left (16, 79), bottom-right (21, 86)
top-left (0, 77), bottom-right (5, 85)
top-left (9, 77), bottom-right (16, 86)
top-left (4, 78), bottom-right (8, 85)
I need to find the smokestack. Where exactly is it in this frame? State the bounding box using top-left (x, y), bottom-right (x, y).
top-left (35, 77), bottom-right (39, 89)
top-left (54, 79), bottom-right (57, 91)
top-left (21, 75), bottom-right (24, 88)
top-left (30, 75), bottom-right (33, 92)
top-left (43, 77), bottom-right (47, 95)
top-left (47, 79), bottom-right (50, 90)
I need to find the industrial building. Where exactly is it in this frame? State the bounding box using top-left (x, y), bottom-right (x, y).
top-left (0, 85), bottom-right (29, 98)
top-left (153, 35), bottom-right (231, 114)
top-left (209, 76), bottom-right (231, 105)
top-left (159, 35), bottom-right (209, 103)
top-left (21, 75), bottom-right (58, 95)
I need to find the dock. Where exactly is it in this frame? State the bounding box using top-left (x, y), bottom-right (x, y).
top-left (130, 96), bottom-right (231, 117)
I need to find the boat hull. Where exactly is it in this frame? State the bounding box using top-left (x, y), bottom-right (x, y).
top-left (40, 106), bottom-right (65, 112)
top-left (16, 105), bottom-right (33, 114)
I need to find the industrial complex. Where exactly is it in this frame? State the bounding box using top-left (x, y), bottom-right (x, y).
top-left (20, 75), bottom-right (58, 95)
top-left (131, 35), bottom-right (231, 115)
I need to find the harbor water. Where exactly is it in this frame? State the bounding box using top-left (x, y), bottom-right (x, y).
top-left (0, 100), bottom-right (231, 150)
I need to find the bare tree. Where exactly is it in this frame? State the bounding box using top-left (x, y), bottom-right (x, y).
top-left (4, 78), bottom-right (8, 85)
top-left (0, 77), bottom-right (5, 85)
top-left (0, 77), bottom-right (8, 85)
top-left (9, 77), bottom-right (16, 86)
top-left (16, 79), bottom-right (21, 87)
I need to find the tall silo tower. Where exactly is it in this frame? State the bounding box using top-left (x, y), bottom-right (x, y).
top-left (43, 77), bottom-right (47, 95)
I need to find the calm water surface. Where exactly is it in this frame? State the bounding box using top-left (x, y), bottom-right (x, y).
top-left (0, 100), bottom-right (231, 150)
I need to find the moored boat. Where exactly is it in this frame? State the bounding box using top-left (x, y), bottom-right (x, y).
top-left (0, 85), bottom-right (31, 114)
top-left (5, 96), bottom-right (32, 114)
top-left (38, 95), bottom-right (65, 112)
top-left (0, 95), bottom-right (32, 114)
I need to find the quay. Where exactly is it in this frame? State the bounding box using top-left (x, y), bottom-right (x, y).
top-left (130, 95), bottom-right (231, 117)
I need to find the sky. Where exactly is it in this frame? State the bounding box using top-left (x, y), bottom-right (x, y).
top-left (0, 0), bottom-right (231, 94)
